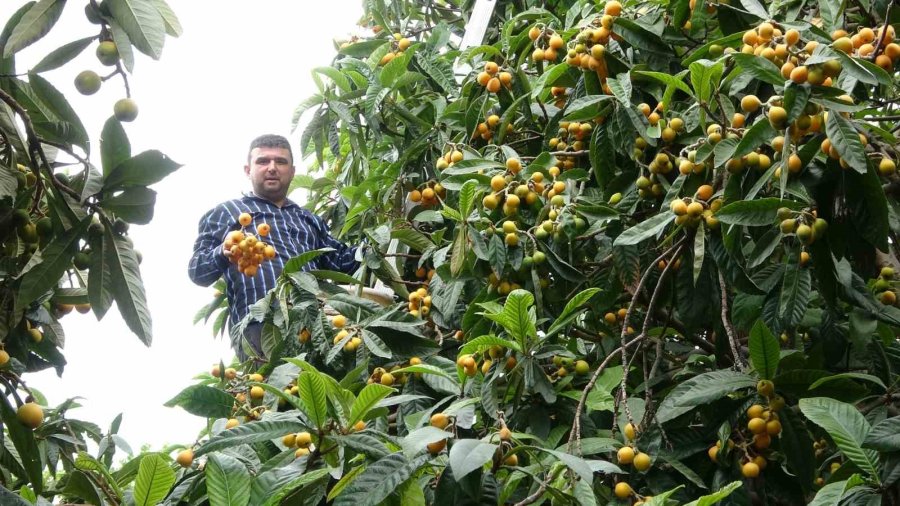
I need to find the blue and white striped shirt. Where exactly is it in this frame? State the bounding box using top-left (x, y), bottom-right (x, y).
top-left (188, 193), bottom-right (360, 328)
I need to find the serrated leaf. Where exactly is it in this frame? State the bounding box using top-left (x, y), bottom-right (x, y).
top-left (149, 0), bottom-right (182, 37)
top-left (32, 36), bottom-right (93, 72)
top-left (731, 53), bottom-right (785, 85)
top-left (864, 417), bottom-right (900, 452)
top-left (100, 186), bottom-right (156, 224)
top-left (164, 384), bottom-right (234, 419)
top-left (614, 212), bottom-right (675, 246)
top-left (107, 0), bottom-right (166, 59)
top-left (799, 398), bottom-right (880, 482)
top-left (683, 481), bottom-right (743, 506)
top-left (716, 198), bottom-right (803, 226)
top-left (547, 288), bottom-right (601, 336)
top-left (449, 439), bottom-right (497, 481)
top-left (484, 289), bottom-right (536, 349)
top-left (658, 370), bottom-right (756, 422)
top-left (4, 0), bottom-right (64, 57)
top-left (103, 149), bottom-right (182, 190)
top-left (105, 229), bottom-right (152, 344)
top-left (749, 320), bottom-right (779, 379)
top-left (349, 383), bottom-right (393, 425)
top-left (100, 117), bottom-right (131, 176)
top-left (825, 110), bottom-right (867, 174)
top-left (16, 217), bottom-right (90, 314)
top-left (334, 453), bottom-right (429, 506)
top-left (195, 420), bottom-right (307, 457)
top-left (206, 453), bottom-right (251, 506)
top-left (133, 453), bottom-right (175, 506)
top-left (297, 369), bottom-right (328, 429)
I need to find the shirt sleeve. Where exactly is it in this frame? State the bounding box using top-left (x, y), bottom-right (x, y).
top-left (188, 206), bottom-right (232, 286)
top-left (310, 212), bottom-right (360, 274)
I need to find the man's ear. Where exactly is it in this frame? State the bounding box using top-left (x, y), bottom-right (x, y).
top-left (243, 164), bottom-right (251, 177)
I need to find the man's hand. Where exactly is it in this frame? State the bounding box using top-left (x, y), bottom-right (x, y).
top-left (223, 241), bottom-right (233, 260)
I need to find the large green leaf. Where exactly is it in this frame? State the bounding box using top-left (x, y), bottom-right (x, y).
top-left (748, 320), bottom-right (779, 379)
top-left (682, 481), bottom-right (743, 506)
top-left (88, 232), bottom-right (114, 319)
top-left (333, 453), bottom-right (430, 506)
top-left (614, 212), bottom-right (675, 246)
top-left (448, 439), bottom-right (497, 481)
top-left (103, 150), bottom-right (182, 190)
top-left (15, 216), bottom-right (90, 314)
top-left (133, 453), bottom-right (175, 506)
top-left (799, 398), bottom-right (880, 482)
top-left (716, 198), bottom-right (803, 226)
top-left (824, 111), bottom-right (867, 174)
top-left (863, 417), bottom-right (900, 452)
top-left (297, 369), bottom-right (328, 429)
top-left (730, 54), bottom-right (785, 86)
top-left (206, 453), bottom-right (252, 506)
top-left (107, 0), bottom-right (166, 59)
top-left (195, 420), bottom-right (307, 457)
top-left (483, 289), bottom-right (536, 350)
top-left (100, 117), bottom-right (131, 176)
top-left (100, 186), bottom-right (156, 224)
top-left (3, 0), bottom-right (64, 57)
top-left (546, 288), bottom-right (601, 336)
top-left (164, 384), bottom-right (235, 418)
top-left (149, 0), bottom-right (182, 36)
top-left (28, 72), bottom-right (89, 150)
top-left (105, 229), bottom-right (152, 344)
top-left (349, 383), bottom-right (393, 425)
top-left (0, 395), bottom-right (42, 494)
top-left (658, 370), bottom-right (756, 422)
top-left (256, 467), bottom-right (329, 506)
top-left (32, 36), bottom-right (94, 72)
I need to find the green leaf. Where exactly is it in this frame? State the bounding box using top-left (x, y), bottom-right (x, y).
top-left (0, 394), bottom-right (43, 494)
top-left (103, 150), bottom-right (182, 190)
top-left (334, 453), bottom-right (429, 506)
top-left (3, 0), bottom-right (64, 57)
top-left (88, 232), bottom-right (114, 319)
top-left (100, 186), bottom-right (156, 224)
top-left (716, 198), bottom-right (803, 226)
top-left (818, 0), bottom-right (843, 34)
top-left (349, 383), bottom-right (393, 425)
top-left (149, 0), bottom-right (182, 36)
top-left (15, 217), bottom-right (90, 314)
top-left (778, 264), bottom-right (810, 328)
top-left (133, 453), bottom-right (175, 506)
top-left (483, 289), bottom-right (536, 349)
top-left (731, 54), bottom-right (785, 86)
top-left (810, 373), bottom-right (886, 392)
top-left (106, 229), bottom-right (152, 344)
top-left (658, 370), bottom-right (756, 422)
top-left (390, 229), bottom-right (433, 252)
top-left (107, 18), bottom-right (135, 71)
top-left (297, 369), bottom-right (328, 429)
top-left (107, 0), bottom-right (166, 59)
top-left (683, 481), bottom-right (743, 506)
top-left (693, 224), bottom-right (705, 284)
top-left (32, 36), bottom-right (93, 72)
top-left (100, 117), bottom-right (131, 176)
top-left (448, 439), bottom-right (497, 481)
top-left (282, 248), bottom-right (333, 274)
top-left (546, 288), bottom-right (601, 336)
top-left (0, 486), bottom-right (31, 506)
top-left (458, 179), bottom-right (478, 219)
top-left (689, 59), bottom-right (724, 102)
top-left (825, 110), bottom-right (867, 174)
top-left (749, 320), bottom-right (779, 379)
top-left (206, 453), bottom-right (251, 506)
top-left (799, 398), bottom-right (880, 482)
top-left (808, 477), bottom-right (863, 506)
top-left (75, 453), bottom-right (123, 498)
top-left (195, 420), bottom-right (307, 457)
top-left (633, 70), bottom-right (693, 96)
top-left (450, 227), bottom-right (466, 277)
top-left (864, 417), bottom-right (900, 452)
top-left (379, 50), bottom-right (410, 87)
top-left (164, 384), bottom-right (235, 419)
top-left (732, 118), bottom-right (777, 159)
top-left (257, 468), bottom-right (330, 506)
top-left (614, 212), bottom-right (675, 246)
top-left (28, 72), bottom-right (89, 150)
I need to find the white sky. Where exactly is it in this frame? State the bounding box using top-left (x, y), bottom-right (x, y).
top-left (3, 1), bottom-right (363, 453)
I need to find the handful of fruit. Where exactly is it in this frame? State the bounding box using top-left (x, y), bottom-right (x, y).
top-left (224, 212), bottom-right (276, 277)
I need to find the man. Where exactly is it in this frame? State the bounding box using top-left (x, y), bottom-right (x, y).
top-left (189, 134), bottom-right (359, 360)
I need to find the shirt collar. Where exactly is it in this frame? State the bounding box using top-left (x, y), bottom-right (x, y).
top-left (243, 191), bottom-right (299, 209)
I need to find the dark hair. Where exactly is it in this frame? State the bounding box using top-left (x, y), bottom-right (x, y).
top-left (247, 134), bottom-right (293, 164)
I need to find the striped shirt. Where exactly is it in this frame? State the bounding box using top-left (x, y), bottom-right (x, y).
top-left (188, 193), bottom-right (359, 328)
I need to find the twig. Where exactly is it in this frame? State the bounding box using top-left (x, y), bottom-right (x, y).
top-left (870, 0), bottom-right (896, 60)
top-left (718, 270), bottom-right (746, 370)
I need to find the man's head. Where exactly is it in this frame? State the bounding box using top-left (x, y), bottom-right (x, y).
top-left (244, 134), bottom-right (295, 206)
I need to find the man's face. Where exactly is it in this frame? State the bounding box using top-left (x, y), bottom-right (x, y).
top-left (244, 146), bottom-right (295, 205)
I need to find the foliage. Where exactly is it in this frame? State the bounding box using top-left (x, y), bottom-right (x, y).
top-left (0, 0), bottom-right (182, 500)
top-left (169, 0), bottom-right (900, 503)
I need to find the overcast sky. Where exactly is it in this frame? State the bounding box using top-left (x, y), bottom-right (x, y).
top-left (3, 1), bottom-right (363, 453)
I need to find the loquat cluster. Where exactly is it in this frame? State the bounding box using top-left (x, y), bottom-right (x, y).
top-left (226, 213), bottom-right (277, 277)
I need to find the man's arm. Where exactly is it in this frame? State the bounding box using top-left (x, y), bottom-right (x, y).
top-left (309, 212), bottom-right (360, 274)
top-left (188, 207), bottom-right (232, 286)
